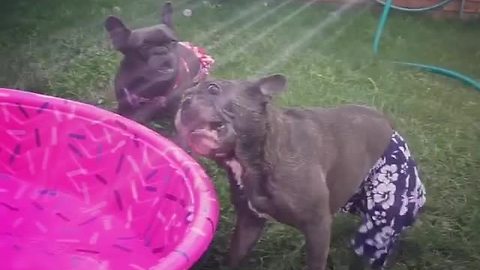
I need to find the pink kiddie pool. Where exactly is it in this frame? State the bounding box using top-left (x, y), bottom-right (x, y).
top-left (0, 88), bottom-right (219, 270)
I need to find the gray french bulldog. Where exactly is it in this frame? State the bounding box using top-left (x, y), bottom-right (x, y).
top-left (175, 74), bottom-right (426, 270)
top-left (104, 2), bottom-right (214, 127)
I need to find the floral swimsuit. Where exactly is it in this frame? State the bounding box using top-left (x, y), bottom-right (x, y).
top-left (341, 131), bottom-right (426, 269)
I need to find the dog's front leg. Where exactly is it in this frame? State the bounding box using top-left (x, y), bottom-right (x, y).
top-left (228, 206), bottom-right (266, 268)
top-left (302, 215), bottom-right (333, 270)
top-left (242, 169), bottom-right (275, 215)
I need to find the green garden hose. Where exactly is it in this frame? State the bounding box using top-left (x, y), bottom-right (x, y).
top-left (375, 0), bottom-right (455, 12)
top-left (373, 0), bottom-right (480, 92)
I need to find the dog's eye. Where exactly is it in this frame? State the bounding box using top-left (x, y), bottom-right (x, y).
top-left (207, 84), bottom-right (221, 95)
top-left (191, 80), bottom-right (200, 87)
top-left (181, 95), bottom-right (192, 106)
top-left (210, 121), bottom-right (225, 131)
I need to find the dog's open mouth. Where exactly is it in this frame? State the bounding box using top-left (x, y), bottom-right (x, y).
top-left (187, 126), bottom-right (220, 156)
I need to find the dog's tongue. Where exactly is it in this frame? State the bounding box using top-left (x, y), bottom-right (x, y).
top-left (188, 129), bottom-right (219, 156)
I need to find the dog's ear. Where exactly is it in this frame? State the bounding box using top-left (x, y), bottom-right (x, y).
top-left (104, 16), bottom-right (131, 51)
top-left (255, 74), bottom-right (287, 97)
top-left (160, 26), bottom-right (178, 42)
top-left (161, 2), bottom-right (174, 29)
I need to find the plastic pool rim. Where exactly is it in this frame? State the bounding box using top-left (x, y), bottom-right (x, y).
top-left (0, 87), bottom-right (220, 270)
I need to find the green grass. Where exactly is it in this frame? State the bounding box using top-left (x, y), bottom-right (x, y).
top-left (1, 0), bottom-right (479, 269)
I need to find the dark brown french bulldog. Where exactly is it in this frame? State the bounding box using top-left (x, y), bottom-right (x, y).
top-left (175, 75), bottom-right (426, 270)
top-left (104, 2), bottom-right (214, 127)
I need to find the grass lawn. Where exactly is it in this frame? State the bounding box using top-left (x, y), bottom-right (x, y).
top-left (1, 0), bottom-right (479, 269)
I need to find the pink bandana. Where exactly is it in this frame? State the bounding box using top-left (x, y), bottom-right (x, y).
top-left (179, 42), bottom-right (215, 82)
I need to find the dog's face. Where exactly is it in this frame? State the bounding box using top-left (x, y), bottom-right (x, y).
top-left (105, 2), bottom-right (178, 78)
top-left (175, 74), bottom-right (287, 158)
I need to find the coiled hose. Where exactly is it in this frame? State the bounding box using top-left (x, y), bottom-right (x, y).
top-left (373, 0), bottom-right (480, 92)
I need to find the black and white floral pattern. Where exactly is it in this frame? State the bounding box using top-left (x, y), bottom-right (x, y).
top-left (341, 131), bottom-right (426, 269)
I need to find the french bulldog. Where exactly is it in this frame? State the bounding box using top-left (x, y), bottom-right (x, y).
top-left (104, 2), bottom-right (214, 127)
top-left (174, 74), bottom-right (426, 270)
